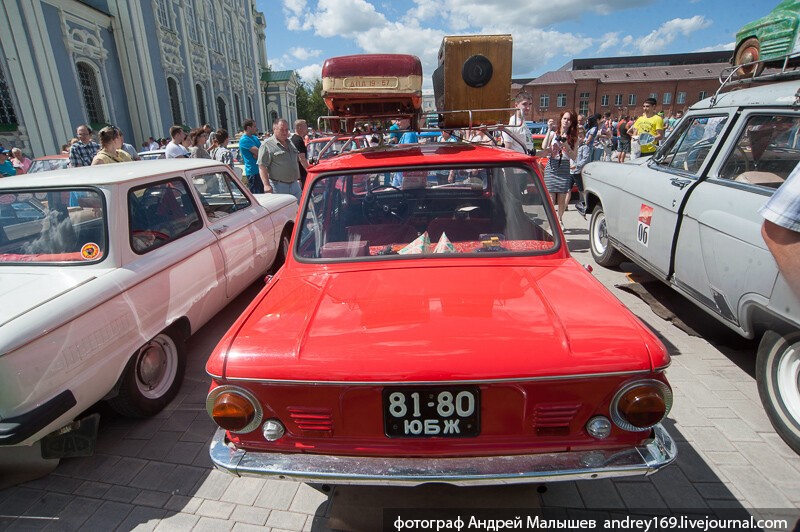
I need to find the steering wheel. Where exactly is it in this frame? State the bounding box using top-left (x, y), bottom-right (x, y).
top-left (362, 184), bottom-right (410, 224)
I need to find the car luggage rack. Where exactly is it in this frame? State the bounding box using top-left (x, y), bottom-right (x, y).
top-left (712, 51), bottom-right (800, 106)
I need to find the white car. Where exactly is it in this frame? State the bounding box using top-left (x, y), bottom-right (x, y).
top-left (0, 159), bottom-right (297, 458)
top-left (582, 78), bottom-right (800, 454)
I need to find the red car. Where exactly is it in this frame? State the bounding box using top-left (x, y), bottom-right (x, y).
top-left (205, 140), bottom-right (676, 485)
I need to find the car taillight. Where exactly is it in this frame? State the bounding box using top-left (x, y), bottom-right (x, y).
top-left (206, 386), bottom-right (263, 433)
top-left (610, 379), bottom-right (672, 432)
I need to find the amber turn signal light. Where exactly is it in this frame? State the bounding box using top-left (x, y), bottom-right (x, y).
top-left (212, 393), bottom-right (255, 431)
top-left (610, 380), bottom-right (672, 432)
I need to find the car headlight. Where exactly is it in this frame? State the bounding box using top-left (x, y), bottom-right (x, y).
top-left (610, 379), bottom-right (672, 432)
top-left (206, 386), bottom-right (263, 434)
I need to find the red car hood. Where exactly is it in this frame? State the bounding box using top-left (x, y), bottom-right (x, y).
top-left (216, 262), bottom-right (667, 382)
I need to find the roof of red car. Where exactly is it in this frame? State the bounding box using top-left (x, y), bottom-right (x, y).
top-left (308, 142), bottom-right (535, 173)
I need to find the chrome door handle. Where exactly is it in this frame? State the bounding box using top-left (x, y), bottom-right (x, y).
top-left (212, 225), bottom-right (229, 234)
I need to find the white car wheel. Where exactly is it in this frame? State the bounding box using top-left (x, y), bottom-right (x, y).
top-left (757, 330), bottom-right (800, 454)
top-left (589, 205), bottom-right (624, 267)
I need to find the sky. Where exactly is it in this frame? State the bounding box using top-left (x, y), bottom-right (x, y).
top-left (255, 0), bottom-right (776, 89)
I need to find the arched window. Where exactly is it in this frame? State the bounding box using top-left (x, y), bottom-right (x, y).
top-left (76, 61), bottom-right (105, 126)
top-left (167, 77), bottom-right (182, 125)
top-left (196, 84), bottom-right (207, 125)
top-left (157, 0), bottom-right (172, 30)
top-left (185, 2), bottom-right (198, 42)
top-left (205, 1), bottom-right (219, 52)
top-left (234, 94), bottom-right (242, 129)
top-left (217, 96), bottom-right (228, 131)
top-left (0, 64), bottom-right (18, 128)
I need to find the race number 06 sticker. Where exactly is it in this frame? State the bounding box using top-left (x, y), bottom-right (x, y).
top-left (637, 204), bottom-right (653, 247)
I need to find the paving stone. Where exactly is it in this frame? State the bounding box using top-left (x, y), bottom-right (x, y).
top-left (289, 483), bottom-right (329, 515)
top-left (703, 451), bottom-right (749, 466)
top-left (697, 374), bottom-right (738, 391)
top-left (304, 515), bottom-right (334, 532)
top-left (733, 380), bottom-right (760, 401)
top-left (193, 470), bottom-right (233, 501)
top-left (718, 466), bottom-right (794, 508)
top-left (230, 504), bottom-right (269, 526)
top-left (72, 480), bottom-right (111, 499)
top-left (117, 505), bottom-right (168, 532)
top-left (80, 500), bottom-right (133, 530)
top-left (43, 496), bottom-right (102, 531)
top-left (694, 482), bottom-right (738, 500)
top-left (732, 441), bottom-right (800, 489)
top-left (152, 512), bottom-right (199, 532)
top-left (679, 426), bottom-right (736, 452)
top-left (137, 434), bottom-right (181, 461)
top-left (676, 382), bottom-right (718, 408)
top-left (105, 485), bottom-right (141, 503)
top-left (220, 477), bottom-right (266, 506)
top-left (51, 456), bottom-right (95, 479)
top-left (575, 479), bottom-right (624, 509)
top-left (711, 390), bottom-right (750, 402)
top-left (126, 418), bottom-right (167, 440)
top-left (540, 481), bottom-right (583, 508)
top-left (196, 499), bottom-right (236, 520)
top-left (762, 432), bottom-right (800, 460)
top-left (266, 510), bottom-right (308, 531)
top-left (191, 444), bottom-right (214, 468)
top-left (158, 465), bottom-right (207, 496)
top-left (83, 454), bottom-right (122, 482)
top-left (0, 487), bottom-right (43, 518)
top-left (698, 407), bottom-right (738, 419)
top-left (160, 411), bottom-right (200, 433)
top-left (254, 480), bottom-right (299, 511)
top-left (232, 523), bottom-right (270, 532)
top-left (192, 516), bottom-right (235, 531)
top-left (21, 492), bottom-right (72, 520)
top-left (20, 475), bottom-right (54, 491)
top-left (709, 418), bottom-right (763, 442)
top-left (45, 475), bottom-right (83, 495)
top-left (650, 466), bottom-right (708, 508)
top-left (670, 402), bottom-right (714, 428)
top-left (163, 495), bottom-right (204, 515)
top-left (130, 462), bottom-right (179, 490)
top-left (164, 442), bottom-right (204, 466)
top-left (725, 401), bottom-right (778, 433)
top-left (133, 490), bottom-right (172, 508)
top-left (615, 482), bottom-right (667, 509)
top-left (103, 456), bottom-right (149, 486)
top-left (180, 416), bottom-right (217, 443)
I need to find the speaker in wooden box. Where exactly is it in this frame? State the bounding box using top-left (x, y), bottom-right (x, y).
top-left (432, 35), bottom-right (512, 128)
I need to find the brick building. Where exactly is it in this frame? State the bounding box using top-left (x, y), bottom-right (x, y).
top-left (513, 51), bottom-right (733, 123)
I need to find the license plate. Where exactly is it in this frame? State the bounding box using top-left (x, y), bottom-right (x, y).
top-left (383, 386), bottom-right (480, 438)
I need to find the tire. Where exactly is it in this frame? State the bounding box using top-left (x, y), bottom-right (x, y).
top-left (756, 330), bottom-right (800, 454)
top-left (270, 226), bottom-right (292, 273)
top-left (108, 328), bottom-right (186, 418)
top-left (589, 204), bottom-right (625, 267)
top-left (734, 37), bottom-right (764, 77)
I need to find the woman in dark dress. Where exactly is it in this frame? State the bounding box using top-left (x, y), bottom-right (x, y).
top-left (541, 110), bottom-right (578, 226)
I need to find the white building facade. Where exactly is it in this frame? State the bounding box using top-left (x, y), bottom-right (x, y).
top-left (0, 0), bottom-right (270, 156)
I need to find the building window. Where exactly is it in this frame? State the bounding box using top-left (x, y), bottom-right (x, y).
top-left (217, 96), bottom-right (228, 131)
top-left (224, 16), bottom-right (234, 55)
top-left (601, 95), bottom-right (609, 107)
top-left (698, 91), bottom-right (708, 101)
top-left (539, 94), bottom-right (550, 107)
top-left (206, 1), bottom-right (219, 52)
top-left (234, 94), bottom-right (242, 129)
top-left (628, 94), bottom-right (637, 106)
top-left (248, 97), bottom-right (254, 122)
top-left (167, 77), bottom-right (182, 125)
top-left (157, 0), bottom-right (172, 31)
top-left (579, 101), bottom-right (589, 116)
top-left (76, 61), bottom-right (105, 126)
top-left (196, 84), bottom-right (207, 126)
top-left (186, 2), bottom-right (199, 42)
top-left (579, 92), bottom-right (590, 99)
top-left (0, 64), bottom-right (18, 128)
top-left (557, 93), bottom-right (567, 107)
top-left (677, 92), bottom-right (686, 104)
top-left (615, 94), bottom-right (623, 106)
top-left (649, 93), bottom-right (657, 100)
top-left (663, 92), bottom-right (672, 105)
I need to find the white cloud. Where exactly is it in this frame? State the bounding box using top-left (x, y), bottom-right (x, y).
top-left (297, 63), bottom-right (323, 81)
top-left (636, 15), bottom-right (712, 55)
top-left (289, 47), bottom-right (322, 61)
top-left (693, 42), bottom-right (735, 52)
top-left (282, 0), bottom-right (310, 31)
top-left (308, 0), bottom-right (388, 38)
top-left (596, 32), bottom-right (621, 54)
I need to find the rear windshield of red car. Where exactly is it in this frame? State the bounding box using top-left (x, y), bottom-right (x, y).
top-left (296, 164), bottom-right (558, 261)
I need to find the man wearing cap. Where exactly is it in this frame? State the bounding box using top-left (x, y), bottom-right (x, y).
top-left (0, 149), bottom-right (17, 177)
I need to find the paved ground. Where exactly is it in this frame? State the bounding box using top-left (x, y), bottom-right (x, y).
top-left (1, 207), bottom-right (799, 531)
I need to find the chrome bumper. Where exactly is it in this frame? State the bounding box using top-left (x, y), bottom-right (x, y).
top-left (209, 424), bottom-right (677, 486)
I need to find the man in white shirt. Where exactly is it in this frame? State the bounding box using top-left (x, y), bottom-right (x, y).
top-left (147, 137), bottom-right (159, 151)
top-left (502, 91), bottom-right (534, 154)
top-left (164, 126), bottom-right (189, 158)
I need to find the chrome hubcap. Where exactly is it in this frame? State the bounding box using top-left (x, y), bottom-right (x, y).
top-left (135, 335), bottom-right (177, 399)
top-left (777, 342), bottom-right (800, 424)
top-left (593, 213), bottom-right (608, 254)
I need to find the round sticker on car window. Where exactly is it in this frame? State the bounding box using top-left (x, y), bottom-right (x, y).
top-left (81, 243), bottom-right (100, 260)
top-left (0, 194), bottom-right (14, 205)
top-left (35, 192), bottom-right (47, 200)
top-left (17, 193), bottom-right (32, 201)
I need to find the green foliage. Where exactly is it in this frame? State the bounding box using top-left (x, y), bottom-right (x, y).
top-left (294, 73), bottom-right (328, 129)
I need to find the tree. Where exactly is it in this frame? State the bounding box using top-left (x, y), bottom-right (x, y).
top-left (295, 77), bottom-right (311, 125)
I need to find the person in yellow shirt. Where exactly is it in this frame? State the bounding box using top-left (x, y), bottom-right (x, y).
top-left (627, 97), bottom-right (665, 159)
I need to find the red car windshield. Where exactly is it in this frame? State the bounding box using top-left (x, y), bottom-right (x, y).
top-left (297, 164), bottom-right (557, 261)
